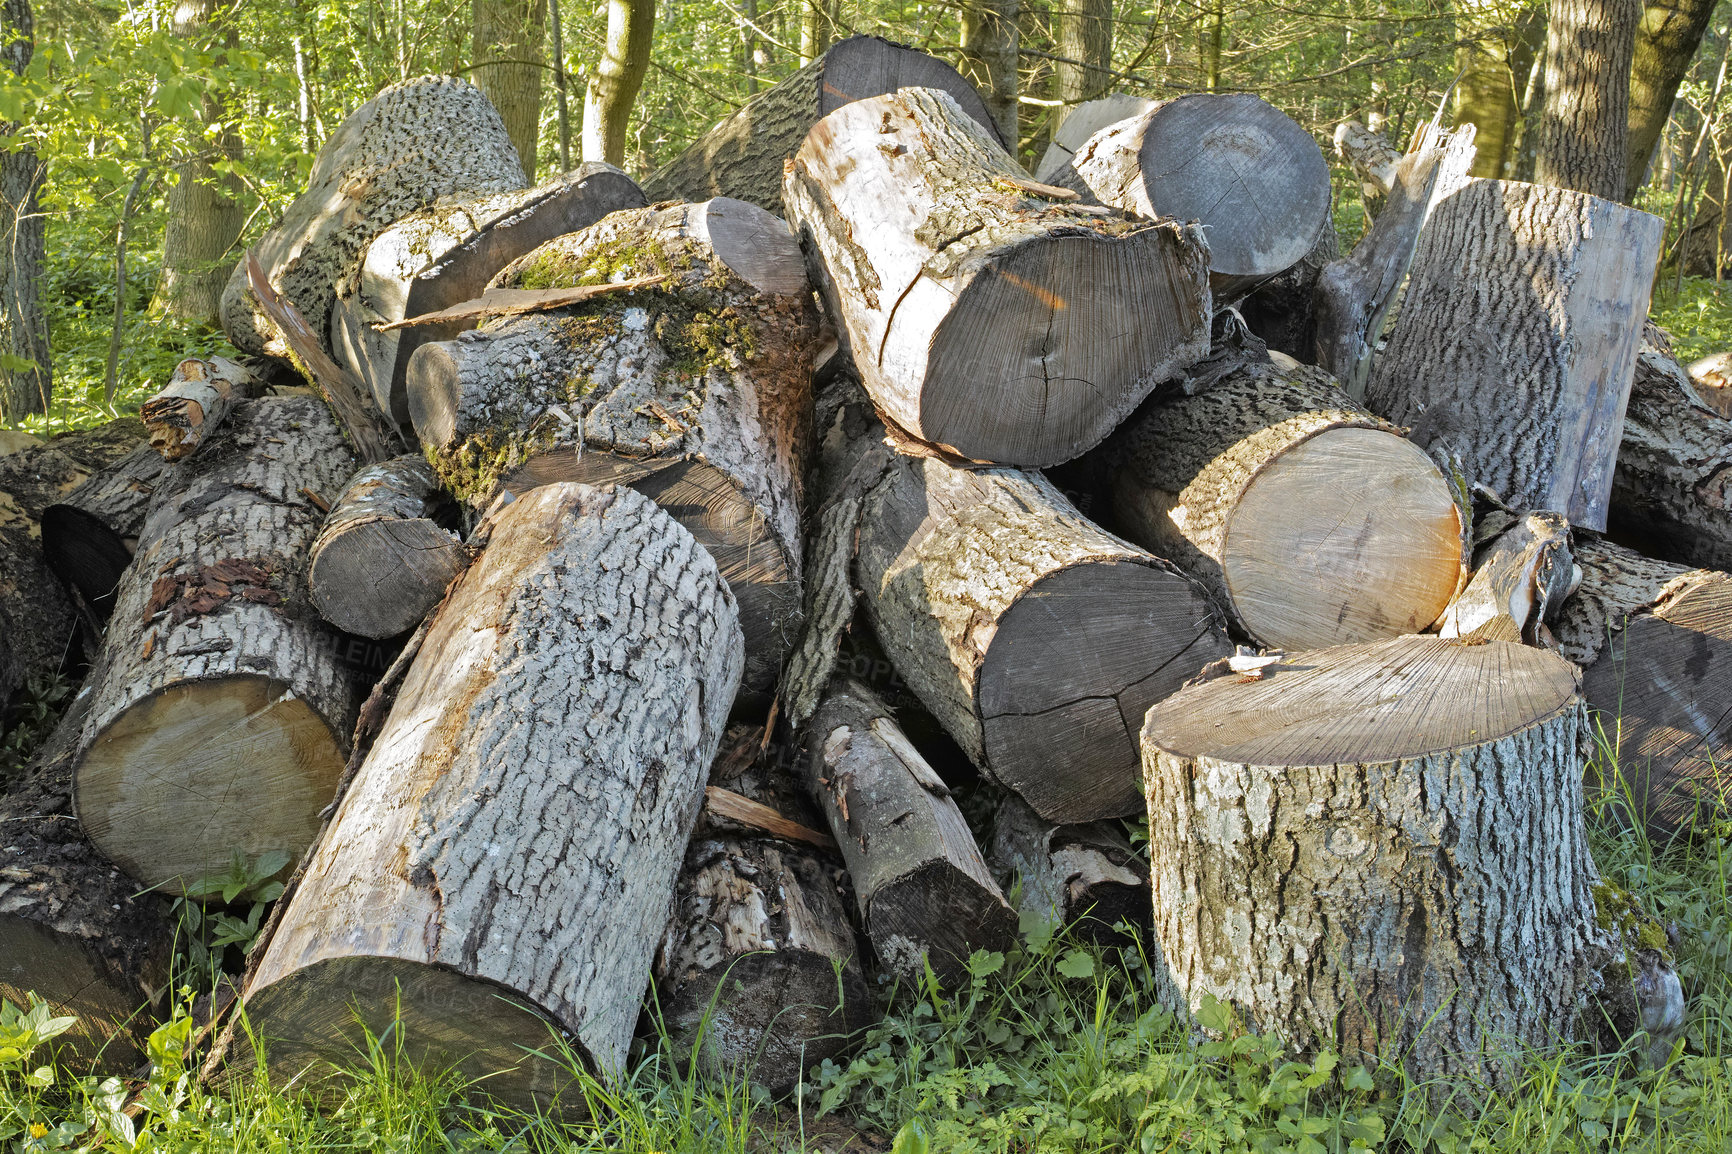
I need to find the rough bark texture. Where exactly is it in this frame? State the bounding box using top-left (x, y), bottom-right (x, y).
top-left (331, 163), bottom-right (645, 426)
top-left (243, 483), bottom-right (744, 1109)
top-left (139, 355), bottom-right (268, 461)
top-left (1051, 0), bottom-right (1113, 125)
top-left (472, 0), bottom-right (548, 181)
top-left (987, 792), bottom-right (1150, 943)
top-left (1535, 0), bottom-right (1640, 200)
top-left (219, 75), bottom-right (526, 360)
top-left (1626, 0), bottom-right (1718, 201)
top-left (804, 679), bottom-right (1016, 983)
top-left (959, 0), bottom-right (1020, 147)
top-left (71, 398), bottom-right (365, 891)
top-left (1366, 179), bottom-right (1662, 529)
top-left (786, 86), bottom-right (1211, 467)
top-left (1033, 93), bottom-right (1152, 183)
top-left (581, 0), bottom-right (654, 166)
top-left (1141, 636), bottom-right (1625, 1085)
top-left (39, 444), bottom-right (171, 621)
top-left (0, 0), bottom-right (47, 421)
top-left (1062, 94), bottom-right (1332, 300)
top-left (307, 455), bottom-right (465, 639)
top-left (408, 198), bottom-right (818, 694)
top-left (1103, 359), bottom-right (1467, 650)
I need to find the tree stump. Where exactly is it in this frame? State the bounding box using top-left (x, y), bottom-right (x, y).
top-left (220, 75), bottom-right (526, 361)
top-left (139, 356), bottom-right (269, 461)
top-left (307, 455), bottom-right (466, 640)
top-left (242, 483), bottom-right (743, 1110)
top-left (642, 35), bottom-right (1004, 210)
top-left (408, 198), bottom-right (819, 694)
top-left (1365, 179), bottom-right (1663, 530)
top-left (1060, 94), bottom-right (1332, 300)
top-left (1032, 93), bottom-right (1155, 183)
top-left (70, 398), bottom-right (365, 891)
top-left (332, 162), bottom-right (646, 426)
top-left (1102, 359), bottom-right (1466, 650)
top-left (1141, 635), bottom-right (1620, 1083)
top-left (987, 793), bottom-right (1150, 944)
top-left (784, 86), bottom-right (1211, 468)
top-left (40, 445), bottom-right (170, 622)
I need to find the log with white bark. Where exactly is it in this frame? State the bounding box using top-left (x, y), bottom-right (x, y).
top-left (1033, 93), bottom-right (1156, 183)
top-left (1140, 635), bottom-right (1638, 1084)
top-left (139, 356), bottom-right (269, 461)
top-left (307, 455), bottom-right (466, 639)
top-left (331, 163), bottom-right (646, 426)
top-left (1332, 118), bottom-right (1402, 203)
top-left (40, 445), bottom-right (170, 621)
top-left (220, 75), bottom-right (527, 361)
top-left (987, 793), bottom-right (1150, 944)
top-left (242, 483), bottom-right (743, 1110)
top-left (70, 398), bottom-right (365, 891)
top-left (784, 86), bottom-right (1211, 468)
top-left (643, 35), bottom-right (1004, 210)
top-left (1060, 94), bottom-right (1333, 300)
top-left (803, 679), bottom-right (1016, 983)
top-left (1366, 179), bottom-right (1663, 530)
top-left (1102, 358), bottom-right (1467, 650)
top-left (408, 198), bottom-right (819, 694)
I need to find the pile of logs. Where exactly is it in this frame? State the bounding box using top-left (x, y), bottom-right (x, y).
top-left (0, 43), bottom-right (1711, 1107)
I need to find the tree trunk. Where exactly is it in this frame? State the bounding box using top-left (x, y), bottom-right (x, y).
top-left (1366, 178), bottom-right (1663, 529)
top-left (1141, 635), bottom-right (1630, 1085)
top-left (331, 162), bottom-right (644, 426)
top-left (39, 444), bottom-right (171, 621)
top-left (139, 355), bottom-right (269, 461)
top-left (960, 0), bottom-right (1020, 149)
top-left (1102, 358), bottom-right (1467, 651)
top-left (220, 75), bottom-right (526, 361)
top-left (1051, 0), bottom-right (1111, 120)
top-left (1032, 93), bottom-right (1152, 183)
top-left (0, 0), bottom-right (48, 421)
top-left (798, 0), bottom-right (830, 63)
top-left (1332, 118), bottom-right (1402, 216)
top-left (472, 0), bottom-right (547, 180)
top-left (803, 679), bottom-right (1016, 983)
top-left (242, 482), bottom-right (743, 1109)
top-left (70, 398), bottom-right (365, 892)
top-left (1535, 0), bottom-right (1641, 199)
top-left (1626, 0), bottom-right (1718, 201)
top-left (1452, 6), bottom-right (1543, 180)
top-left (785, 87), bottom-right (1211, 467)
top-left (580, 0), bottom-right (654, 166)
top-left (307, 455), bottom-right (466, 639)
top-left (987, 793), bottom-right (1149, 944)
top-left (407, 198), bottom-right (818, 695)
top-left (643, 35), bottom-right (1006, 210)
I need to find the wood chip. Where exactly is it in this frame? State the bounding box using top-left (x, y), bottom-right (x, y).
top-left (703, 786), bottom-right (837, 850)
top-left (374, 276), bottom-right (670, 331)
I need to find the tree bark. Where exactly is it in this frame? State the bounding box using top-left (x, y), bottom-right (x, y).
top-left (0, 0), bottom-right (47, 421)
top-left (331, 162), bottom-right (644, 426)
top-left (1535, 0), bottom-right (1641, 199)
top-left (1033, 93), bottom-right (1152, 183)
top-left (785, 86), bottom-right (1211, 467)
top-left (242, 482), bottom-right (743, 1110)
top-left (1102, 359), bottom-right (1467, 651)
top-left (220, 75), bottom-right (526, 361)
top-left (1366, 178), bottom-right (1663, 529)
top-left (70, 398), bottom-right (365, 892)
top-left (1626, 0), bottom-right (1718, 201)
top-left (1051, 0), bottom-right (1111, 122)
top-left (471, 0), bottom-right (548, 180)
top-left (138, 355), bottom-right (268, 461)
top-left (987, 792), bottom-right (1149, 944)
top-left (959, 0), bottom-right (1020, 149)
top-left (580, 0), bottom-right (654, 166)
top-left (39, 444), bottom-right (171, 621)
top-left (408, 198), bottom-right (818, 695)
top-left (307, 455), bottom-right (466, 639)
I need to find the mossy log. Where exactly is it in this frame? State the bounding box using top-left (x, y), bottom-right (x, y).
top-left (139, 356), bottom-right (269, 461)
top-left (242, 483), bottom-right (743, 1111)
top-left (40, 445), bottom-right (171, 622)
top-left (987, 793), bottom-right (1150, 944)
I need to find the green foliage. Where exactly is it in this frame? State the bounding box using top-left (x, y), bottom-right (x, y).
top-left (163, 850), bottom-right (291, 990)
top-left (1651, 276), bottom-right (1732, 365)
top-left (0, 671), bottom-right (72, 782)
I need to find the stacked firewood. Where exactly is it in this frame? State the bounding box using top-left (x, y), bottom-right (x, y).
top-left (0, 36), bottom-right (1710, 1104)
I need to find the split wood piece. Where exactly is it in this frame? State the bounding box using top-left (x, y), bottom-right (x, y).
top-left (1333, 119), bottom-right (1402, 202)
top-left (803, 679), bottom-right (1015, 984)
top-left (1061, 94), bottom-right (1332, 300)
top-left (784, 86), bottom-right (1211, 468)
top-left (331, 163), bottom-right (646, 426)
top-left (1687, 351), bottom-right (1732, 419)
top-left (987, 793), bottom-right (1150, 945)
top-left (854, 451), bottom-right (1230, 823)
top-left (1365, 179), bottom-right (1663, 531)
top-left (307, 455), bottom-right (466, 639)
top-left (140, 356), bottom-right (269, 461)
top-left (220, 75), bottom-right (527, 360)
top-left (408, 197), bottom-right (819, 694)
top-left (642, 35), bottom-right (1004, 210)
top-left (1554, 535), bottom-right (1732, 839)
top-left (40, 445), bottom-right (171, 621)
top-left (242, 483), bottom-right (743, 1110)
top-left (1141, 635), bottom-right (1630, 1084)
top-left (373, 279), bottom-right (666, 330)
top-left (1033, 94), bottom-right (1156, 183)
top-left (1102, 359), bottom-right (1467, 651)
top-left (1438, 508), bottom-right (1575, 643)
top-left (70, 398), bottom-right (365, 891)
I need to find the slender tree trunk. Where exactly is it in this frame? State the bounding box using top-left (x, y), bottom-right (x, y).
top-left (1625, 0), bottom-right (1719, 201)
top-left (1052, 0), bottom-right (1110, 119)
top-left (960, 0), bottom-right (1020, 149)
top-left (1201, 0), bottom-right (1223, 91)
top-left (1452, 4), bottom-right (1544, 179)
top-left (0, 0), bottom-right (47, 421)
top-left (798, 0), bottom-right (830, 62)
top-left (581, 0), bottom-right (654, 166)
top-left (548, 0), bottom-right (571, 169)
top-left (1536, 0), bottom-right (1641, 199)
top-left (472, 0), bottom-right (548, 179)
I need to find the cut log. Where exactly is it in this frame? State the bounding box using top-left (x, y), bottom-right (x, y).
top-left (70, 398), bottom-right (365, 891)
top-left (331, 163), bottom-right (646, 426)
top-left (1061, 94), bottom-right (1333, 300)
top-left (852, 445), bottom-right (1230, 823)
top-left (242, 482), bottom-right (743, 1110)
top-left (1438, 506), bottom-right (1575, 643)
top-left (1365, 179), bottom-right (1663, 530)
top-left (803, 679), bottom-right (1015, 983)
top-left (987, 793), bottom-right (1150, 944)
top-left (1554, 534), bottom-right (1732, 839)
top-left (1102, 358), bottom-right (1467, 650)
top-left (642, 35), bottom-right (1004, 210)
top-left (220, 75), bottom-right (527, 361)
top-left (1033, 93), bottom-right (1156, 183)
top-left (139, 356), bottom-right (269, 461)
top-left (784, 86), bottom-right (1211, 468)
top-left (307, 455), bottom-right (466, 640)
top-left (40, 445), bottom-right (171, 621)
top-left (1141, 635), bottom-right (1625, 1084)
top-left (408, 197), bottom-right (819, 694)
